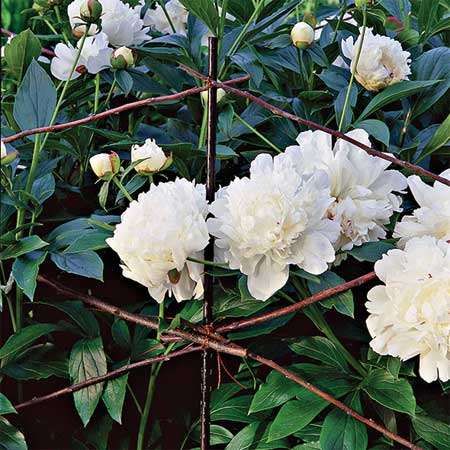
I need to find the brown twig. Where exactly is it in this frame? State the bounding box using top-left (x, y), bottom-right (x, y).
top-left (247, 351), bottom-right (422, 450)
top-left (36, 274), bottom-right (421, 449)
top-left (215, 84), bottom-right (450, 187)
top-left (216, 271), bottom-right (377, 333)
top-left (2, 75), bottom-right (249, 145)
top-left (14, 346), bottom-right (200, 411)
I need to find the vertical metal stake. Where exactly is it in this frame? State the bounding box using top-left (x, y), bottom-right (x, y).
top-left (200, 36), bottom-right (218, 450)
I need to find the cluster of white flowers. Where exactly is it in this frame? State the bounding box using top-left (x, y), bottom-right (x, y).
top-left (208, 153), bottom-right (339, 300)
top-left (339, 27), bottom-right (411, 91)
top-left (107, 178), bottom-right (209, 303)
top-left (366, 236), bottom-right (449, 383)
top-left (68, 0), bottom-right (150, 47)
top-left (280, 129), bottom-right (407, 252)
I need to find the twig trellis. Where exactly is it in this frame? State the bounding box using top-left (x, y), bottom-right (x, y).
top-left (8, 38), bottom-right (438, 450)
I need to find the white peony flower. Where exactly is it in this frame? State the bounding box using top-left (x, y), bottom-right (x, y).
top-left (138, 0), bottom-right (188, 35)
top-left (394, 169), bottom-right (450, 246)
top-left (68, 0), bottom-right (150, 47)
top-left (107, 179), bottom-right (209, 303)
top-left (280, 129), bottom-right (407, 252)
top-left (366, 236), bottom-right (450, 383)
top-left (131, 138), bottom-right (168, 174)
top-left (340, 27), bottom-right (411, 91)
top-left (50, 32), bottom-right (112, 80)
top-left (208, 153), bottom-right (339, 301)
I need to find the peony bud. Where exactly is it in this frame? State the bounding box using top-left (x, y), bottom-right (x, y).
top-left (89, 152), bottom-right (120, 180)
top-left (111, 47), bottom-right (135, 70)
top-left (1, 140), bottom-right (17, 166)
top-left (291, 22), bottom-right (315, 49)
top-left (131, 139), bottom-right (168, 174)
top-left (80, 0), bottom-right (103, 23)
top-left (200, 87), bottom-right (226, 105)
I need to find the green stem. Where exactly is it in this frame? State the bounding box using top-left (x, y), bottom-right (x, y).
top-left (113, 177), bottom-right (133, 202)
top-left (198, 105), bottom-right (208, 150)
top-left (219, 0), bottom-right (229, 40)
top-left (218, 0), bottom-right (265, 79)
top-left (291, 278), bottom-right (366, 377)
top-left (187, 256), bottom-right (228, 268)
top-left (331, 4), bottom-right (348, 44)
top-left (158, 0), bottom-right (177, 34)
top-left (54, 5), bottom-right (70, 44)
top-left (234, 112), bottom-right (282, 153)
top-left (104, 79), bottom-right (117, 106)
top-left (93, 73), bottom-right (101, 113)
top-left (136, 302), bottom-right (167, 450)
top-left (43, 18), bottom-right (60, 37)
top-left (337, 6), bottom-right (366, 132)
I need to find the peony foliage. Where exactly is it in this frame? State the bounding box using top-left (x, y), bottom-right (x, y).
top-left (0, 0), bottom-right (449, 449)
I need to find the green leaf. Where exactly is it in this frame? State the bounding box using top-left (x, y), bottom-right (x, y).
top-left (111, 320), bottom-right (131, 350)
top-left (0, 235), bottom-right (48, 260)
top-left (0, 416), bottom-right (27, 450)
top-left (249, 370), bottom-right (303, 413)
top-left (4, 29), bottom-right (41, 81)
top-left (289, 336), bottom-right (349, 372)
top-left (0, 393), bottom-right (16, 415)
top-left (12, 250), bottom-right (47, 300)
top-left (358, 80), bottom-right (440, 121)
top-left (193, 424), bottom-right (234, 446)
top-left (69, 338), bottom-right (107, 426)
top-left (13, 59), bottom-right (57, 135)
top-left (0, 324), bottom-right (58, 360)
top-left (347, 241), bottom-right (395, 263)
top-left (50, 251), bottom-right (103, 281)
top-left (418, 114), bottom-right (450, 161)
top-left (307, 272), bottom-right (354, 318)
top-left (102, 361), bottom-right (129, 424)
top-left (211, 395), bottom-right (253, 423)
top-left (268, 398), bottom-right (328, 441)
top-left (64, 230), bottom-right (111, 253)
top-left (179, 0), bottom-right (219, 34)
top-left (362, 368), bottom-right (416, 415)
top-left (354, 119), bottom-right (390, 146)
top-left (43, 301), bottom-right (100, 337)
top-left (320, 392), bottom-right (368, 450)
top-left (225, 422), bottom-right (265, 450)
top-left (412, 414), bottom-right (450, 450)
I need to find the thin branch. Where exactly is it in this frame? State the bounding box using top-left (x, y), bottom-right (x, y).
top-left (2, 76), bottom-right (250, 145)
top-left (216, 271), bottom-right (377, 333)
top-left (14, 346), bottom-right (200, 411)
top-left (248, 351), bottom-right (422, 450)
top-left (36, 274), bottom-right (421, 449)
top-left (215, 83), bottom-right (450, 187)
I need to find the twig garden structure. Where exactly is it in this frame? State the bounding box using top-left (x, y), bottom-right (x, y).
top-left (8, 37), bottom-right (442, 450)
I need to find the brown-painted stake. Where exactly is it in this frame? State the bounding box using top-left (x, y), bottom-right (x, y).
top-left (200, 36), bottom-right (218, 450)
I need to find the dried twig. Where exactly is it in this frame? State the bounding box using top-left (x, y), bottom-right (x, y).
top-left (34, 274), bottom-right (421, 449)
top-left (216, 271), bottom-right (377, 333)
top-left (14, 346), bottom-right (200, 411)
top-left (216, 83), bottom-right (450, 186)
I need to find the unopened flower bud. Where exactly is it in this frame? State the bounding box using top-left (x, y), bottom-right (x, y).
top-left (200, 87), bottom-right (226, 105)
top-left (89, 152), bottom-right (120, 180)
top-left (1, 140), bottom-right (17, 166)
top-left (111, 46), bottom-right (134, 70)
top-left (131, 139), bottom-right (169, 174)
top-left (291, 22), bottom-right (315, 49)
top-left (80, 0), bottom-right (103, 23)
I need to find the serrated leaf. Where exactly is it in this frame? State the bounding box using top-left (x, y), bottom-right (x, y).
top-left (69, 338), bottom-right (107, 426)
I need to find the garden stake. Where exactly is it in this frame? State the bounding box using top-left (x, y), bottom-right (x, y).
top-left (34, 274), bottom-right (421, 449)
top-left (200, 36), bottom-right (218, 450)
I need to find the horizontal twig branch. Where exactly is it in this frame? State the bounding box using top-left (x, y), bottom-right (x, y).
top-left (216, 83), bottom-right (450, 187)
top-left (216, 271), bottom-right (377, 333)
top-left (35, 274), bottom-right (421, 449)
top-left (14, 345), bottom-right (200, 411)
top-left (2, 76), bottom-right (249, 144)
